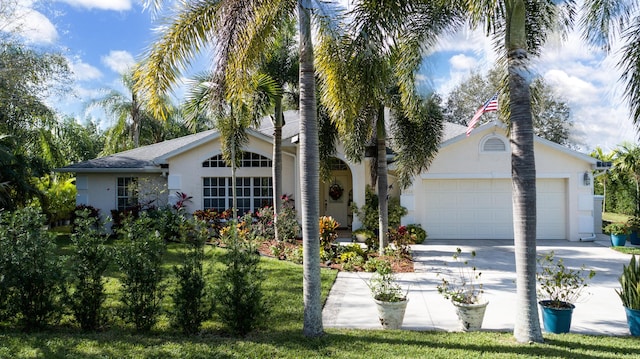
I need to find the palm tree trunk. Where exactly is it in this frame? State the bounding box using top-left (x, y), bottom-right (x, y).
top-left (507, 0), bottom-right (543, 344)
top-left (376, 106), bottom-right (389, 254)
top-left (299, 0), bottom-right (323, 338)
top-left (273, 98), bottom-right (283, 242)
top-left (231, 133), bottom-right (238, 221)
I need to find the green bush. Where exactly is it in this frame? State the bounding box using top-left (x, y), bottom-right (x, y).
top-left (214, 221), bottom-right (269, 335)
top-left (0, 207), bottom-right (64, 330)
top-left (618, 255), bottom-right (640, 310)
top-left (67, 209), bottom-right (112, 331)
top-left (406, 224), bottom-right (427, 244)
top-left (351, 185), bottom-right (407, 230)
top-left (170, 219), bottom-right (211, 334)
top-left (115, 213), bottom-right (166, 331)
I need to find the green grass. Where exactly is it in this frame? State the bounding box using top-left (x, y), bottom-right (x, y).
top-left (3, 239), bottom-right (640, 358)
top-left (612, 247), bottom-right (640, 255)
top-left (603, 212), bottom-right (632, 224)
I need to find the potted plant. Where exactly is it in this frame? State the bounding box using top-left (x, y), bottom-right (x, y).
top-left (605, 223), bottom-right (629, 247)
top-left (536, 251), bottom-right (596, 334)
top-left (352, 227), bottom-right (375, 243)
top-left (617, 255), bottom-right (640, 336)
top-left (367, 261), bottom-right (408, 330)
top-left (626, 217), bottom-right (640, 245)
top-left (437, 248), bottom-right (488, 331)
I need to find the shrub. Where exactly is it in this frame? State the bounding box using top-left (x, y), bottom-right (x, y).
top-left (67, 209), bottom-right (112, 331)
top-left (170, 219), bottom-right (211, 334)
top-left (605, 222), bottom-right (630, 235)
top-left (406, 224), bottom-right (427, 244)
top-left (351, 185), bottom-right (407, 230)
top-left (0, 207), bottom-right (64, 330)
top-left (214, 220), bottom-right (269, 336)
top-left (618, 255), bottom-right (640, 310)
top-left (319, 216), bottom-right (339, 251)
top-left (276, 196), bottom-right (300, 242)
top-left (536, 251), bottom-right (596, 309)
top-left (254, 206), bottom-right (275, 239)
top-left (115, 213), bottom-right (166, 331)
top-left (388, 226), bottom-right (412, 257)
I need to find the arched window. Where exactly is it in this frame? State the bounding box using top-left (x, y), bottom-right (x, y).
top-left (481, 136), bottom-right (507, 152)
top-left (202, 152), bottom-right (272, 168)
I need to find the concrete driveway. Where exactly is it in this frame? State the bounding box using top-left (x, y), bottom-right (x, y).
top-left (322, 235), bottom-right (634, 335)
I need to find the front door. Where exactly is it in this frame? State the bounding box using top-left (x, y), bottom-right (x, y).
top-left (324, 174), bottom-right (352, 228)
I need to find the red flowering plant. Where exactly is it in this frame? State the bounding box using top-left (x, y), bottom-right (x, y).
top-left (388, 225), bottom-right (412, 257)
top-left (173, 191), bottom-right (193, 210)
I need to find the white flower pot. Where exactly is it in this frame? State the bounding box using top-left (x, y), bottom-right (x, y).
top-left (374, 298), bottom-right (408, 330)
top-left (452, 300), bottom-right (489, 332)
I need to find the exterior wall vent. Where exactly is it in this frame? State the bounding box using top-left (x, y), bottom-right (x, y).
top-left (483, 137), bottom-right (506, 152)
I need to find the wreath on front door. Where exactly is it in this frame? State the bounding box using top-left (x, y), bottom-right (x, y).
top-left (329, 182), bottom-right (344, 200)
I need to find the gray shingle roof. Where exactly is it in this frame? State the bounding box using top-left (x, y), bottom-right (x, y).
top-left (57, 129), bottom-right (216, 172)
top-left (57, 112), bottom-right (470, 173)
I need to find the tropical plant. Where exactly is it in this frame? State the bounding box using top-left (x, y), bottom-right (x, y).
top-left (617, 255), bottom-right (640, 310)
top-left (437, 248), bottom-right (484, 305)
top-left (319, 215), bottom-right (339, 251)
top-left (367, 260), bottom-right (406, 302)
top-left (536, 251), bottom-right (596, 309)
top-left (351, 185), bottom-right (408, 231)
top-left (135, 0), bottom-right (345, 337)
top-left (614, 143), bottom-right (640, 216)
top-left (316, 1), bottom-right (452, 254)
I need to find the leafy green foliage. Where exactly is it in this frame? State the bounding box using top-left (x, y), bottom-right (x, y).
top-left (406, 224), bottom-right (427, 244)
top-left (536, 251), bottom-right (596, 308)
top-left (170, 220), bottom-right (211, 335)
top-left (617, 255), bottom-right (640, 310)
top-left (0, 207), bottom-right (64, 330)
top-left (214, 221), bottom-right (268, 335)
top-left (351, 185), bottom-right (407, 230)
top-left (115, 213), bottom-right (166, 331)
top-left (67, 209), bottom-right (112, 331)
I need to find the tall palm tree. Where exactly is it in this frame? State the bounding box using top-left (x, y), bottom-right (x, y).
top-left (258, 19), bottom-right (299, 242)
top-left (458, 0), bottom-right (577, 343)
top-left (317, 0), bottom-right (458, 254)
top-left (135, 0), bottom-right (338, 337)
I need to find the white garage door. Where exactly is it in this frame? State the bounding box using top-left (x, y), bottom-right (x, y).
top-left (422, 179), bottom-right (566, 240)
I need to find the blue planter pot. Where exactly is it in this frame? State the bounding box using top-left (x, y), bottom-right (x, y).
top-left (539, 300), bottom-right (574, 334)
top-left (625, 307), bottom-right (640, 336)
top-left (611, 233), bottom-right (627, 247)
top-left (630, 231), bottom-right (640, 245)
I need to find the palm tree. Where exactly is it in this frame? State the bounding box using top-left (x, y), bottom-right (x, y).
top-left (582, 1), bottom-right (640, 128)
top-left (88, 72), bottom-right (159, 149)
top-left (258, 19), bottom-right (299, 242)
top-left (591, 146), bottom-right (615, 213)
top-left (316, 0), bottom-right (453, 254)
top-left (135, 0), bottom-right (337, 337)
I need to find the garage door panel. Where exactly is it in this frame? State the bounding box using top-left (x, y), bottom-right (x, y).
top-left (423, 179), bottom-right (566, 240)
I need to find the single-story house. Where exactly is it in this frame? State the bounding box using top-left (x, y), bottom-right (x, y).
top-left (57, 110), bottom-right (597, 241)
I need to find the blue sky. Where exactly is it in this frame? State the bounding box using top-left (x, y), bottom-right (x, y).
top-left (6, 0), bottom-right (637, 153)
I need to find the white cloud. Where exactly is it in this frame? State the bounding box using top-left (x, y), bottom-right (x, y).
top-left (101, 50), bottom-right (136, 74)
top-left (2, 1), bottom-right (58, 44)
top-left (58, 0), bottom-right (132, 11)
top-left (69, 60), bottom-right (103, 81)
top-left (449, 54), bottom-right (477, 71)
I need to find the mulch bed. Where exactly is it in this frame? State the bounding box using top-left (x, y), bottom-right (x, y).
top-left (257, 239), bottom-right (414, 273)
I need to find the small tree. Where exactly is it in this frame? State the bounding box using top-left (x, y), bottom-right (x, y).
top-left (67, 209), bottom-right (111, 331)
top-left (214, 216), bottom-right (268, 335)
top-left (0, 207), bottom-right (64, 330)
top-left (116, 213), bottom-right (166, 331)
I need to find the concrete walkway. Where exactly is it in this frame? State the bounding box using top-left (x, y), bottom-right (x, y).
top-left (322, 235), bottom-right (634, 335)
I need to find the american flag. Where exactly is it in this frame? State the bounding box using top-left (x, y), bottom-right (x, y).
top-left (466, 93), bottom-right (498, 136)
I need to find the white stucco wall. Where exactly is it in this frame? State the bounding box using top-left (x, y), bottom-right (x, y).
top-left (402, 126), bottom-right (595, 241)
